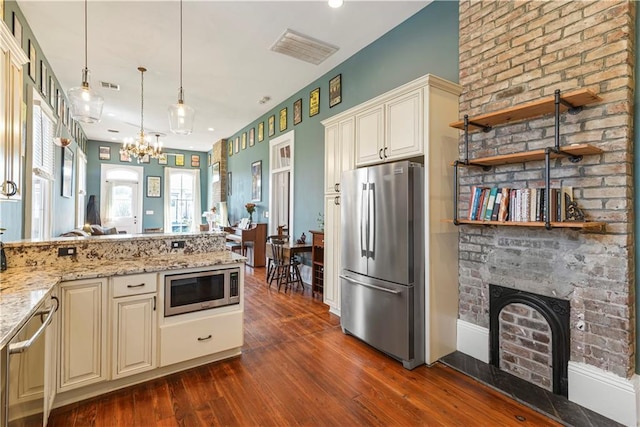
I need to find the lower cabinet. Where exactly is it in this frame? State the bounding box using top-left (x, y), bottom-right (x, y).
top-left (159, 311), bottom-right (243, 367)
top-left (323, 194), bottom-right (341, 315)
top-left (58, 278), bottom-right (108, 392)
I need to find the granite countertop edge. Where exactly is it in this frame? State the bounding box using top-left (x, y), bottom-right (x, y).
top-left (0, 251), bottom-right (246, 349)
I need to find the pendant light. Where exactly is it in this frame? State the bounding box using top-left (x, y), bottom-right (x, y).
top-left (68, 0), bottom-right (104, 123)
top-left (168, 0), bottom-right (195, 135)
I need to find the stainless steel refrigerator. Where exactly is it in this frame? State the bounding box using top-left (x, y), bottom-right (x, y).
top-left (340, 160), bottom-right (424, 370)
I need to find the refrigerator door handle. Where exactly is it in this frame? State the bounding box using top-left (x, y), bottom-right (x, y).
top-left (339, 275), bottom-right (401, 295)
top-left (360, 183), bottom-right (368, 257)
top-left (368, 183), bottom-right (375, 259)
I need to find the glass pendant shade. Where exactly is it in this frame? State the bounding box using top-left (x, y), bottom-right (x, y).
top-left (168, 96), bottom-right (195, 135)
top-left (69, 69), bottom-right (104, 123)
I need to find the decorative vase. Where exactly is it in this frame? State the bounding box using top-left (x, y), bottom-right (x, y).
top-left (249, 213), bottom-right (253, 224)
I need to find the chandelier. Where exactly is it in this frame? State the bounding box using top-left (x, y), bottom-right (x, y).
top-left (68, 0), bottom-right (103, 123)
top-left (167, 0), bottom-right (195, 135)
top-left (121, 67), bottom-right (162, 162)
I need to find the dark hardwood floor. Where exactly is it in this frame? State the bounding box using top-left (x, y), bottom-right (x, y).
top-left (48, 267), bottom-right (560, 426)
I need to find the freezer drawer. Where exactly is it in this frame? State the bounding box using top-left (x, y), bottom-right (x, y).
top-left (340, 273), bottom-right (415, 365)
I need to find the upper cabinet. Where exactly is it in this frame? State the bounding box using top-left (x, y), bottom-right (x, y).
top-left (324, 116), bottom-right (354, 195)
top-left (352, 76), bottom-right (460, 167)
top-left (0, 21), bottom-right (29, 201)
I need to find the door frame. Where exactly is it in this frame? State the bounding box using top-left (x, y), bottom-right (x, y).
top-left (268, 130), bottom-right (295, 239)
top-left (100, 164), bottom-right (144, 233)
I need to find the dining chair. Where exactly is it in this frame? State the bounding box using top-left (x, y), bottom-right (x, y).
top-left (266, 234), bottom-right (289, 283)
top-left (267, 238), bottom-right (303, 292)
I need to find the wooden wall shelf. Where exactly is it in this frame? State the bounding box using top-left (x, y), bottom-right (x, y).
top-left (445, 219), bottom-right (604, 229)
top-left (449, 89), bottom-right (601, 131)
top-left (454, 144), bottom-right (603, 167)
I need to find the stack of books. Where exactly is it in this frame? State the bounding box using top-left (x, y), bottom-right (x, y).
top-left (467, 186), bottom-right (574, 222)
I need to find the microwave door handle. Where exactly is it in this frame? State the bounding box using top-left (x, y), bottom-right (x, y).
top-left (368, 183), bottom-right (375, 259)
top-left (360, 183), bottom-right (368, 257)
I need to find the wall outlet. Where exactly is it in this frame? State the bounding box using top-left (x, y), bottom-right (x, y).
top-left (264, 211), bottom-right (269, 218)
top-left (171, 241), bottom-right (185, 249)
top-left (58, 247), bottom-right (76, 257)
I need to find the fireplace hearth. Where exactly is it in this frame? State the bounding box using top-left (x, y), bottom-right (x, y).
top-left (489, 284), bottom-right (570, 397)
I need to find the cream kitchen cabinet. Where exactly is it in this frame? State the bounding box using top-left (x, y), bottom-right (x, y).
top-left (322, 194), bottom-right (341, 315)
top-left (0, 20), bottom-right (28, 201)
top-left (58, 278), bottom-right (108, 392)
top-left (110, 273), bottom-right (157, 379)
top-left (354, 105), bottom-right (385, 167)
top-left (324, 117), bottom-right (354, 194)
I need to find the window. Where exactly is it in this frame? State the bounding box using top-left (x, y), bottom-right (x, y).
top-left (28, 94), bottom-right (55, 239)
top-left (164, 168), bottom-right (201, 233)
top-left (269, 131), bottom-right (295, 238)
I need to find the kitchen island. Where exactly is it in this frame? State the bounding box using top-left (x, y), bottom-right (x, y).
top-left (0, 232), bottom-right (246, 423)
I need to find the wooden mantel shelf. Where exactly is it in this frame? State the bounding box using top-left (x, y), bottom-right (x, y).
top-left (452, 143), bottom-right (603, 167)
top-left (444, 219), bottom-right (605, 230)
top-left (449, 89), bottom-right (601, 131)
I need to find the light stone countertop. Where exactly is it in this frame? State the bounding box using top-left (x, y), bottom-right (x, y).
top-left (0, 251), bottom-right (245, 349)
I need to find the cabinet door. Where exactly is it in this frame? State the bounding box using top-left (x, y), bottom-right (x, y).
top-left (7, 61), bottom-right (22, 200)
top-left (44, 290), bottom-right (58, 424)
top-left (59, 278), bottom-right (108, 392)
top-left (324, 123), bottom-right (339, 194)
top-left (112, 294), bottom-right (157, 379)
top-left (355, 105), bottom-right (385, 167)
top-left (386, 89), bottom-right (423, 161)
top-left (337, 118), bottom-right (355, 193)
top-left (323, 194), bottom-right (341, 315)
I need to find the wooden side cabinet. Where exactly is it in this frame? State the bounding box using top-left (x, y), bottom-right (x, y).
top-left (310, 230), bottom-right (325, 298)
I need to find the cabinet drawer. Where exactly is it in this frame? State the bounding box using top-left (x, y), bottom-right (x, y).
top-left (112, 273), bottom-right (157, 297)
top-left (313, 233), bottom-right (325, 248)
top-left (159, 310), bottom-right (243, 367)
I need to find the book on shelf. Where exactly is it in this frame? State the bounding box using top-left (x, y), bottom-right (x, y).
top-left (484, 187), bottom-right (498, 220)
top-left (490, 191), bottom-right (503, 221)
top-left (498, 188), bottom-right (510, 221)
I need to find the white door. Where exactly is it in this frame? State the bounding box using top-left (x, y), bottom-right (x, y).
top-left (100, 164), bottom-right (143, 234)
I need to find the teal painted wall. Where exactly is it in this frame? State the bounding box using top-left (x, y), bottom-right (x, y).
top-left (0, 1), bottom-right (84, 241)
top-left (226, 1), bottom-right (459, 239)
top-left (85, 141), bottom-right (209, 232)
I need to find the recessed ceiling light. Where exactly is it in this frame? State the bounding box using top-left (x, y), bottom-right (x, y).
top-left (189, 146), bottom-right (193, 149)
top-left (208, 127), bottom-right (215, 132)
top-left (328, 0), bottom-right (344, 8)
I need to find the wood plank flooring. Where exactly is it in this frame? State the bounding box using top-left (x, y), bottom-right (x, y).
top-left (48, 267), bottom-right (560, 426)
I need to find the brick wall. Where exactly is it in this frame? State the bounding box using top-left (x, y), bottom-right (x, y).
top-left (458, 1), bottom-right (635, 378)
top-left (499, 303), bottom-right (552, 391)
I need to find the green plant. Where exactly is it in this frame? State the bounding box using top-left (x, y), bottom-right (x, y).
top-left (317, 212), bottom-right (324, 231)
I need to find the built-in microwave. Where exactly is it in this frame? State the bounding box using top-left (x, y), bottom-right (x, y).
top-left (164, 267), bottom-right (240, 317)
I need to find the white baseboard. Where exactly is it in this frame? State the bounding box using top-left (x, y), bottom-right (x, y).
top-left (456, 319), bottom-right (489, 363)
top-left (568, 362), bottom-right (639, 427)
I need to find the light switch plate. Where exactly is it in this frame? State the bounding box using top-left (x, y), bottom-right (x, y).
top-left (145, 210), bottom-right (154, 215)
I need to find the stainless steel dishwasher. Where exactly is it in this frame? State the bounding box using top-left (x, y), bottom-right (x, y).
top-left (3, 295), bottom-right (58, 427)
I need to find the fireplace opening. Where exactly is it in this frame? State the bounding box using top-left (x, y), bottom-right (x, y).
top-left (489, 284), bottom-right (570, 396)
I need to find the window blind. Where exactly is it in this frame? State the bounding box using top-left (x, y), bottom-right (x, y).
top-left (32, 102), bottom-right (55, 180)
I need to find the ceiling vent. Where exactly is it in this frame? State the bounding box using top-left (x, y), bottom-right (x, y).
top-left (100, 81), bottom-right (120, 91)
top-left (270, 29), bottom-right (339, 65)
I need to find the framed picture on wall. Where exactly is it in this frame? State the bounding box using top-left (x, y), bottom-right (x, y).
top-left (258, 122), bottom-right (264, 142)
top-left (249, 127), bottom-right (255, 146)
top-left (228, 140), bottom-right (233, 157)
top-left (227, 172), bottom-right (232, 196)
top-left (120, 151), bottom-right (131, 162)
top-left (158, 153), bottom-right (167, 165)
top-left (48, 77), bottom-right (55, 107)
top-left (293, 98), bottom-right (302, 125)
top-left (208, 153), bottom-right (211, 166)
top-left (175, 154), bottom-right (185, 166)
top-left (235, 136), bottom-right (239, 153)
top-left (191, 154), bottom-right (200, 167)
top-left (242, 132), bottom-right (247, 150)
top-left (279, 107), bottom-right (287, 132)
top-left (212, 162), bottom-right (220, 183)
top-left (12, 12), bottom-right (22, 46)
top-left (251, 160), bottom-right (262, 202)
top-left (309, 87), bottom-right (320, 117)
top-left (147, 176), bottom-right (161, 198)
top-left (99, 146), bottom-right (110, 160)
top-left (40, 61), bottom-right (47, 96)
top-left (329, 74), bottom-right (342, 108)
top-left (268, 115), bottom-right (275, 137)
top-left (28, 40), bottom-right (36, 82)
top-left (141, 154), bottom-right (150, 164)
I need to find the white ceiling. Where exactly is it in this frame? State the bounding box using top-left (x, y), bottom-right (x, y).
top-left (18, 0), bottom-right (429, 152)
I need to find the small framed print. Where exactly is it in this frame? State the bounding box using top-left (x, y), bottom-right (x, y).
top-left (175, 154), bottom-right (185, 166)
top-left (258, 122), bottom-right (264, 142)
top-left (146, 176), bottom-right (161, 198)
top-left (141, 154), bottom-right (150, 164)
top-left (251, 160), bottom-right (262, 202)
top-left (227, 172), bottom-right (232, 196)
top-left (40, 61), bottom-right (47, 96)
top-left (329, 74), bottom-right (342, 108)
top-left (249, 127), bottom-right (255, 146)
top-left (120, 151), bottom-right (131, 162)
top-left (279, 107), bottom-right (287, 132)
top-left (48, 77), bottom-right (55, 107)
top-left (12, 12), bottom-right (22, 46)
top-left (235, 136), bottom-right (239, 153)
top-left (309, 87), bottom-right (320, 117)
top-left (191, 154), bottom-right (200, 167)
top-left (228, 140), bottom-right (233, 157)
top-left (28, 40), bottom-right (36, 82)
top-left (55, 89), bottom-right (60, 114)
top-left (241, 132), bottom-right (247, 150)
top-left (99, 146), bottom-right (110, 161)
top-left (212, 162), bottom-right (220, 183)
top-left (158, 153), bottom-right (167, 165)
top-left (293, 98), bottom-right (302, 125)
top-left (268, 115), bottom-right (275, 137)
top-left (208, 153), bottom-right (211, 166)
top-left (61, 147), bottom-right (74, 198)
